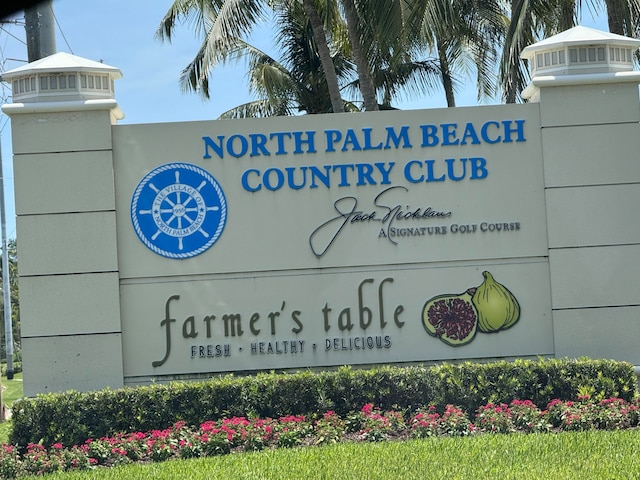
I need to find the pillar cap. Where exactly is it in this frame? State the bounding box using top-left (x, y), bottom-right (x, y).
top-left (521, 26), bottom-right (640, 100)
top-left (1, 52), bottom-right (122, 104)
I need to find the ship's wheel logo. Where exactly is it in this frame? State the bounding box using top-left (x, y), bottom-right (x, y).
top-left (131, 163), bottom-right (227, 259)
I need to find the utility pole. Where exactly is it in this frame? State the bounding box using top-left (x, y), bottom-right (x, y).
top-left (0, 141), bottom-right (12, 382)
top-left (25, 0), bottom-right (56, 61)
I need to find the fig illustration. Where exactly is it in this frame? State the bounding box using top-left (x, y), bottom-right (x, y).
top-left (472, 271), bottom-right (520, 333)
top-left (422, 290), bottom-right (478, 346)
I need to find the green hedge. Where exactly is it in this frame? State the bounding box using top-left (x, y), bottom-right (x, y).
top-left (10, 358), bottom-right (637, 448)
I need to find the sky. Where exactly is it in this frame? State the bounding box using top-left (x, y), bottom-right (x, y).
top-left (0, 0), bottom-right (611, 240)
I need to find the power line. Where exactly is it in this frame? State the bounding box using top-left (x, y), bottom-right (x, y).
top-left (0, 116), bottom-right (8, 136)
top-left (0, 25), bottom-right (26, 46)
top-left (52, 8), bottom-right (72, 54)
top-left (0, 21), bottom-right (19, 107)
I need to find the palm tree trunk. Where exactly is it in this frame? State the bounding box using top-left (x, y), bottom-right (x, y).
top-left (341, 0), bottom-right (379, 111)
top-left (302, 0), bottom-right (345, 113)
top-left (604, 0), bottom-right (626, 35)
top-left (503, 0), bottom-right (524, 104)
top-left (438, 42), bottom-right (456, 107)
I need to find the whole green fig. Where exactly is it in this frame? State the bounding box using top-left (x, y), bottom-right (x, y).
top-left (472, 271), bottom-right (520, 333)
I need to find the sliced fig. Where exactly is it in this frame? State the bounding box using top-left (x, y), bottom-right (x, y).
top-left (422, 289), bottom-right (478, 346)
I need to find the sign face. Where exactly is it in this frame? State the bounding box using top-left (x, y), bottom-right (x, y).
top-left (113, 104), bottom-right (553, 383)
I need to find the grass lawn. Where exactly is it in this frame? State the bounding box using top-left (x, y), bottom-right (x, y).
top-left (0, 372), bottom-right (23, 443)
top-left (29, 429), bottom-right (640, 480)
top-left (2, 372), bottom-right (23, 409)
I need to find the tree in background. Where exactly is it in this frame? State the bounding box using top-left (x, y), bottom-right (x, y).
top-left (601, 0), bottom-right (640, 35)
top-left (337, 0), bottom-right (443, 109)
top-left (158, 0), bottom-right (450, 113)
top-left (0, 239), bottom-right (19, 366)
top-left (215, 1), bottom-right (358, 117)
top-left (156, 0), bottom-right (350, 114)
top-left (409, 0), bottom-right (506, 107)
top-left (159, 0), bottom-right (640, 113)
top-left (302, 0), bottom-right (346, 112)
top-left (339, 0), bottom-right (379, 110)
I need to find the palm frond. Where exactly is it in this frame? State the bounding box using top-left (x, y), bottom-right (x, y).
top-left (156, 0), bottom-right (224, 42)
top-left (218, 99), bottom-right (295, 119)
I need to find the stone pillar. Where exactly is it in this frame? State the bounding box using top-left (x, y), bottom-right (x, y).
top-left (522, 27), bottom-right (640, 364)
top-left (2, 53), bottom-right (125, 395)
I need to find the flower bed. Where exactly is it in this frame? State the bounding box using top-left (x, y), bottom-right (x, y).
top-left (0, 395), bottom-right (638, 478)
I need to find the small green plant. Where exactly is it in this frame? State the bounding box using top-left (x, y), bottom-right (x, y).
top-left (509, 399), bottom-right (549, 433)
top-left (475, 403), bottom-right (515, 434)
top-left (275, 415), bottom-right (312, 448)
top-left (410, 406), bottom-right (442, 438)
top-left (313, 411), bottom-right (345, 445)
top-left (0, 444), bottom-right (21, 479)
top-left (439, 404), bottom-right (474, 436)
top-left (357, 404), bottom-right (393, 442)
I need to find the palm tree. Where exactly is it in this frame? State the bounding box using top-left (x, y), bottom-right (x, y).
top-left (328, 0), bottom-right (446, 112)
top-left (156, 0), bottom-right (390, 112)
top-left (409, 0), bottom-right (506, 107)
top-left (601, 0), bottom-right (640, 35)
top-left (158, 0), bottom-right (439, 114)
top-left (215, 1), bottom-right (358, 117)
top-left (302, 0), bottom-right (345, 112)
top-left (156, 0), bottom-right (268, 98)
top-left (340, 0), bottom-right (379, 110)
top-left (157, 0), bottom-right (349, 113)
top-left (363, 52), bottom-right (443, 110)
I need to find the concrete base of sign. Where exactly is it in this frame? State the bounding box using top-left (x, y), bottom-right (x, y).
top-left (554, 306), bottom-right (640, 363)
top-left (22, 334), bottom-right (123, 396)
top-left (19, 273), bottom-right (121, 337)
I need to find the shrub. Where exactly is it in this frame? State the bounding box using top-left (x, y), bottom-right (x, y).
top-left (9, 358), bottom-right (637, 448)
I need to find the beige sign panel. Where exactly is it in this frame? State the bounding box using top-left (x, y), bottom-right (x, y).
top-left (121, 261), bottom-right (552, 379)
top-left (113, 104), bottom-right (552, 381)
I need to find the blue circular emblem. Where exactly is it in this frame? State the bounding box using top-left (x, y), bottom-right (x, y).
top-left (131, 163), bottom-right (227, 259)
